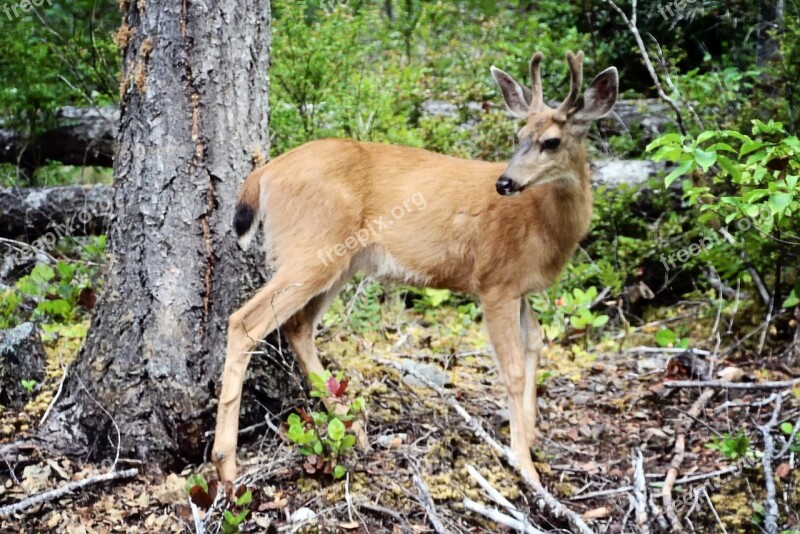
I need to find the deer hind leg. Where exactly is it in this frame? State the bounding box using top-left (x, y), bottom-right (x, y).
top-left (481, 290), bottom-right (540, 482)
top-left (520, 298), bottom-right (543, 448)
top-left (212, 261), bottom-right (350, 482)
top-left (280, 272), bottom-right (370, 450)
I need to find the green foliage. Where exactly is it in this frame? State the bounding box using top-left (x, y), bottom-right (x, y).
top-left (0, 236), bottom-right (104, 330)
top-left (349, 279), bottom-right (384, 334)
top-left (285, 371), bottom-right (365, 479)
top-left (20, 379), bottom-right (37, 393)
top-left (780, 421), bottom-right (800, 454)
top-left (655, 328), bottom-right (690, 349)
top-left (530, 286), bottom-right (609, 342)
top-left (649, 121), bottom-right (800, 307)
top-left (706, 431), bottom-right (752, 461)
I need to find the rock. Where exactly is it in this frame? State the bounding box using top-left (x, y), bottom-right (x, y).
top-left (290, 507), bottom-right (317, 523)
top-left (0, 322), bottom-right (46, 408)
top-left (399, 360), bottom-right (449, 388)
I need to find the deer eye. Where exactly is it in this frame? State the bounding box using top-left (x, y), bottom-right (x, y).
top-left (541, 138), bottom-right (561, 151)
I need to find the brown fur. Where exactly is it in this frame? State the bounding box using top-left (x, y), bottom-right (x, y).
top-left (213, 51), bottom-right (618, 484)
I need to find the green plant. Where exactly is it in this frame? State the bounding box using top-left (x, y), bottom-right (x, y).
top-left (531, 286), bottom-right (609, 341)
top-left (706, 431), bottom-right (752, 460)
top-left (780, 421), bottom-right (800, 454)
top-left (349, 279), bottom-right (383, 334)
top-left (184, 473), bottom-right (252, 533)
top-left (655, 328), bottom-right (690, 349)
top-left (20, 379), bottom-right (37, 394)
top-left (285, 371), bottom-right (365, 479)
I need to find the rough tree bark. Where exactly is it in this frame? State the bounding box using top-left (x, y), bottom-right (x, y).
top-left (40, 0), bottom-right (293, 470)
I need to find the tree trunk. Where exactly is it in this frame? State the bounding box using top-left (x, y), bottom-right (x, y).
top-left (40, 0), bottom-right (293, 471)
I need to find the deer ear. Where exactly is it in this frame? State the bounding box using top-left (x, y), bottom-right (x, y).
top-left (490, 66), bottom-right (531, 119)
top-left (572, 67), bottom-right (618, 124)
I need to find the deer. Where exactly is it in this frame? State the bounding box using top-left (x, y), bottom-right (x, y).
top-left (212, 50), bottom-right (618, 484)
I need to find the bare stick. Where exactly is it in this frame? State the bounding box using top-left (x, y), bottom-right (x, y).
top-left (39, 362), bottom-right (70, 426)
top-left (466, 465), bottom-right (544, 533)
top-left (412, 474), bottom-right (447, 534)
top-left (0, 468), bottom-right (138, 517)
top-left (377, 357), bottom-right (593, 534)
top-left (662, 367), bottom-right (742, 531)
top-left (189, 497), bottom-right (205, 534)
top-left (665, 377), bottom-right (800, 390)
top-left (463, 498), bottom-right (544, 534)
top-left (632, 450), bottom-right (651, 533)
top-left (756, 396), bottom-right (782, 534)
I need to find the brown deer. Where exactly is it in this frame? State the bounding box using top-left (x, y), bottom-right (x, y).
top-left (212, 50), bottom-right (618, 483)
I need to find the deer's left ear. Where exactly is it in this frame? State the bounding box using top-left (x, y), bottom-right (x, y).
top-left (571, 67), bottom-right (618, 125)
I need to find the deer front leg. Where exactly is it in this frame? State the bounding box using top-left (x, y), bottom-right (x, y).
top-left (482, 290), bottom-right (541, 483)
top-left (520, 298), bottom-right (543, 448)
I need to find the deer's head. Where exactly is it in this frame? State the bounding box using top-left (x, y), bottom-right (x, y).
top-left (491, 51), bottom-right (618, 196)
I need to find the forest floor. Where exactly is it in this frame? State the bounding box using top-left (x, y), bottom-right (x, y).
top-left (0, 297), bottom-right (799, 533)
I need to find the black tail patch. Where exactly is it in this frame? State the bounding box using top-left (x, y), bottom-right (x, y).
top-left (233, 203), bottom-right (255, 237)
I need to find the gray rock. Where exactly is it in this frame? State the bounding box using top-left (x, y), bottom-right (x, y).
top-left (0, 322), bottom-right (46, 408)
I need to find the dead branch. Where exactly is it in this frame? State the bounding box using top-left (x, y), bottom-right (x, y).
top-left (778, 411), bottom-right (800, 458)
top-left (756, 396), bottom-right (782, 534)
top-left (603, 0), bottom-right (689, 136)
top-left (377, 357), bottom-right (593, 534)
top-left (0, 468), bottom-right (138, 517)
top-left (463, 498), bottom-right (544, 534)
top-left (412, 474), bottom-right (447, 534)
top-left (632, 450), bottom-right (651, 533)
top-left (664, 377), bottom-right (800, 390)
top-left (466, 465), bottom-right (545, 533)
top-left (661, 367), bottom-right (743, 531)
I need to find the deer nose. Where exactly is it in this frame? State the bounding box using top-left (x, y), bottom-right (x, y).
top-left (496, 175), bottom-right (520, 196)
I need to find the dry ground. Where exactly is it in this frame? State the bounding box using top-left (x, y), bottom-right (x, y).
top-left (1, 296), bottom-right (799, 533)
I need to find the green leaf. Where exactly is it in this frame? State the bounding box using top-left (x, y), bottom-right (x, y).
top-left (333, 464), bottom-right (347, 479)
top-left (591, 315), bottom-right (609, 328)
top-left (768, 192), bottom-right (793, 215)
top-left (341, 434), bottom-right (357, 450)
top-left (693, 148), bottom-right (717, 171)
top-left (740, 140), bottom-right (766, 158)
top-left (236, 490), bottom-right (253, 507)
top-left (665, 159), bottom-right (696, 187)
top-left (656, 329), bottom-right (677, 348)
top-left (287, 413), bottom-right (301, 426)
top-left (781, 422), bottom-right (795, 435)
top-left (646, 133), bottom-right (683, 152)
top-left (716, 155), bottom-right (742, 182)
top-left (313, 440), bottom-right (324, 455)
top-left (695, 131), bottom-right (716, 144)
top-left (328, 417), bottom-right (345, 441)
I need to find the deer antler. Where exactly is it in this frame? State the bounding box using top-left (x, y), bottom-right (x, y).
top-left (556, 50), bottom-right (584, 114)
top-left (528, 51), bottom-right (545, 113)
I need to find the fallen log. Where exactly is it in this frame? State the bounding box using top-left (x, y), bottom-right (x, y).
top-left (0, 107), bottom-right (117, 171)
top-left (0, 185), bottom-right (113, 240)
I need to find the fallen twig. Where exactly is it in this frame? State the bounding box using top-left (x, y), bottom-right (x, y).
top-left (377, 357), bottom-right (593, 534)
top-left (662, 367), bottom-right (743, 532)
top-left (664, 377), bottom-right (800, 390)
top-left (463, 497), bottom-right (543, 534)
top-left (0, 468), bottom-right (138, 517)
top-left (412, 474), bottom-right (447, 534)
top-left (624, 347), bottom-right (711, 356)
top-left (39, 362), bottom-right (70, 426)
top-left (466, 465), bottom-right (545, 533)
top-left (632, 450), bottom-right (651, 533)
top-left (756, 396), bottom-right (782, 534)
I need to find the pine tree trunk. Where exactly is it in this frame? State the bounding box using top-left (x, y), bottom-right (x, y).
top-left (41, 0), bottom-right (293, 471)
